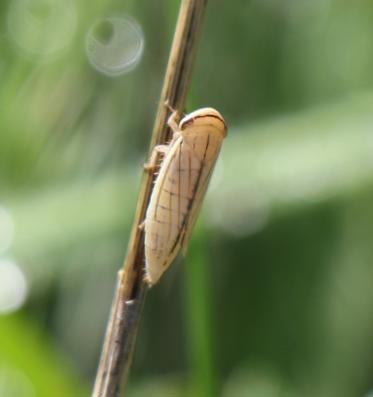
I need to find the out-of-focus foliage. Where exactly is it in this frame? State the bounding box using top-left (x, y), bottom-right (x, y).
top-left (2, 0), bottom-right (373, 396)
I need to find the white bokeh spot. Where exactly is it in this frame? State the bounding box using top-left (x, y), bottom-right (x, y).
top-left (0, 258), bottom-right (28, 314)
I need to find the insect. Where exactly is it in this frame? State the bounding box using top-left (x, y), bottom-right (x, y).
top-left (142, 106), bottom-right (227, 286)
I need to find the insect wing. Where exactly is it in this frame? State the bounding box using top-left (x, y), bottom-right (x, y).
top-left (144, 137), bottom-right (199, 283)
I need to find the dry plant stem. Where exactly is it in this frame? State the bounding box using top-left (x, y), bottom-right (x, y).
top-left (92, 1), bottom-right (208, 396)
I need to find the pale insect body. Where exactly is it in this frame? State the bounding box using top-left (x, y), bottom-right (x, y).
top-left (143, 107), bottom-right (227, 286)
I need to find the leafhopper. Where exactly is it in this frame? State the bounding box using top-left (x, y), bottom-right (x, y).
top-left (143, 107), bottom-right (227, 286)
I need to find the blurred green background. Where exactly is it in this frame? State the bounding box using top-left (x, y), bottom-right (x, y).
top-left (2, 0), bottom-right (373, 396)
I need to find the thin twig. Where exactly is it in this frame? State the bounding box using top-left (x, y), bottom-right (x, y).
top-left (92, 1), bottom-right (208, 396)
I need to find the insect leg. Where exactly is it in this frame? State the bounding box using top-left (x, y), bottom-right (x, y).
top-left (144, 144), bottom-right (169, 172)
top-left (164, 99), bottom-right (176, 113)
top-left (167, 111), bottom-right (181, 133)
top-left (164, 99), bottom-right (186, 119)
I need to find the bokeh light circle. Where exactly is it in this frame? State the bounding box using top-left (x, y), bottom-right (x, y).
top-left (7, 0), bottom-right (77, 60)
top-left (0, 368), bottom-right (35, 397)
top-left (0, 258), bottom-right (28, 314)
top-left (86, 15), bottom-right (144, 76)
